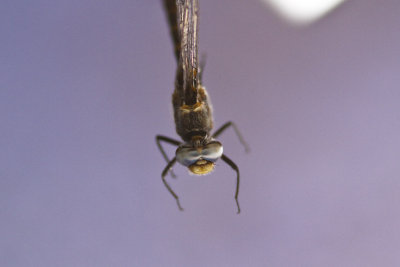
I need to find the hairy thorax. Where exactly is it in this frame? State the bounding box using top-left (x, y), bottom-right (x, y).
top-left (172, 85), bottom-right (214, 143)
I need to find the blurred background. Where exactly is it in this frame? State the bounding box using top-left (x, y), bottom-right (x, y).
top-left (1, 0), bottom-right (400, 266)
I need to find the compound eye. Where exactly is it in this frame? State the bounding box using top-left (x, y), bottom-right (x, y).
top-left (202, 141), bottom-right (223, 162)
top-left (176, 147), bottom-right (201, 166)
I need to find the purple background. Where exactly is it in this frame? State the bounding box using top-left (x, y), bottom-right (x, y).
top-left (2, 0), bottom-right (400, 266)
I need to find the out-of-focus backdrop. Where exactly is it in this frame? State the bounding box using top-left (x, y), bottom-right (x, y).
top-left (2, 0), bottom-right (400, 266)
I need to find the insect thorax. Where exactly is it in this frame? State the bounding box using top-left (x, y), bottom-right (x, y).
top-left (173, 85), bottom-right (214, 143)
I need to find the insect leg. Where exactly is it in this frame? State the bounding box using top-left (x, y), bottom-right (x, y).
top-left (156, 135), bottom-right (181, 178)
top-left (212, 121), bottom-right (250, 153)
top-left (221, 154), bottom-right (241, 214)
top-left (162, 157), bottom-right (183, 211)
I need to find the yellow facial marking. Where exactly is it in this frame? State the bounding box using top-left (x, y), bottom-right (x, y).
top-left (188, 160), bottom-right (215, 175)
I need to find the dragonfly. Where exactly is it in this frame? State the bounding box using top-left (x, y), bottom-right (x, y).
top-left (156, 0), bottom-right (249, 213)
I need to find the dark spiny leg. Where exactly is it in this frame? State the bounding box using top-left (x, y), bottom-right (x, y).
top-left (156, 135), bottom-right (181, 178)
top-left (213, 121), bottom-right (250, 153)
top-left (221, 154), bottom-right (241, 214)
top-left (162, 157), bottom-right (183, 211)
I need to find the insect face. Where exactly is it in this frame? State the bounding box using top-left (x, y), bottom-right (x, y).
top-left (176, 141), bottom-right (223, 175)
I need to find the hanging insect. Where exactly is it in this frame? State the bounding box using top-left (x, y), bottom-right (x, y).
top-left (156, 0), bottom-right (249, 213)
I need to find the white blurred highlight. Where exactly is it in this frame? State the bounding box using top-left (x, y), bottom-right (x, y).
top-left (261, 0), bottom-right (347, 25)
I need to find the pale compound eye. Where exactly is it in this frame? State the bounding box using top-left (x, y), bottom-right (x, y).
top-left (202, 141), bottom-right (223, 162)
top-left (176, 147), bottom-right (201, 166)
top-left (176, 141), bottom-right (223, 166)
